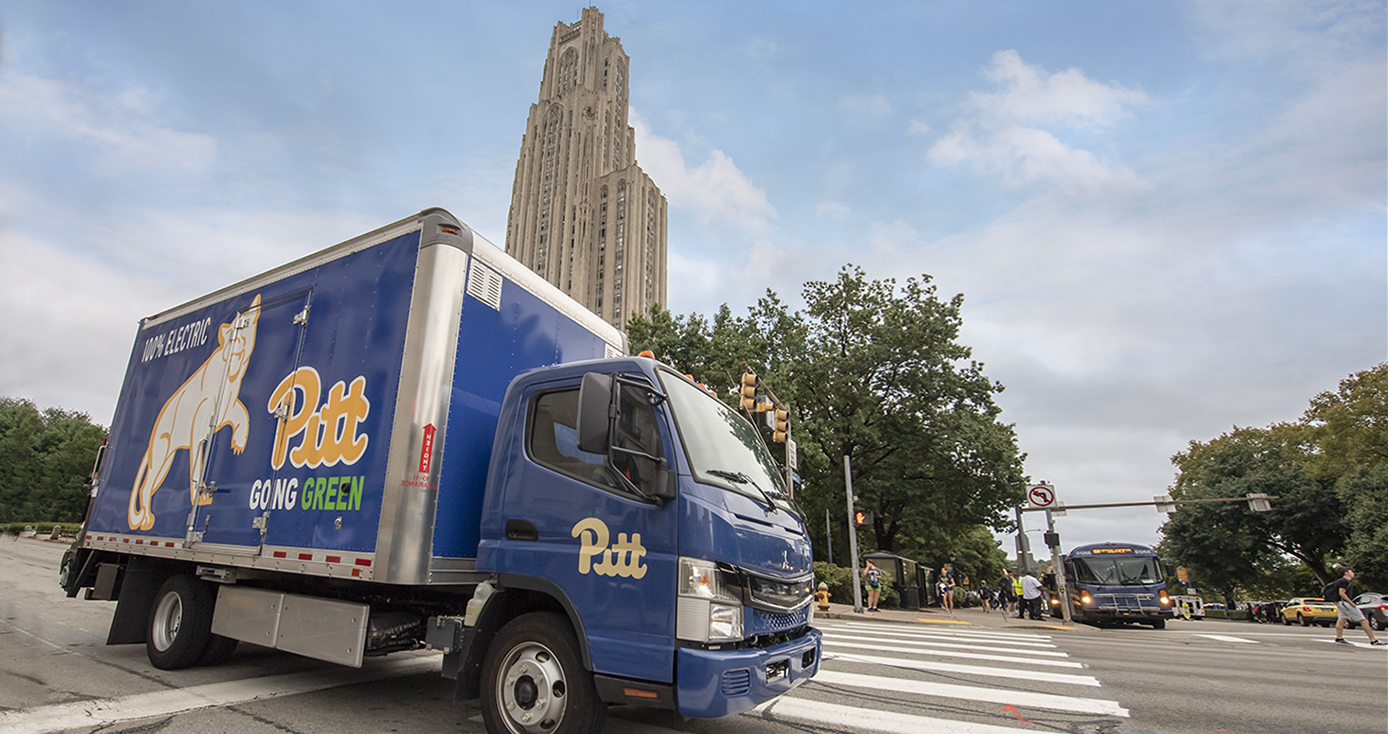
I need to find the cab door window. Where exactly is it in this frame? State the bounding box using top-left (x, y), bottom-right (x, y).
top-left (528, 386), bottom-right (662, 498)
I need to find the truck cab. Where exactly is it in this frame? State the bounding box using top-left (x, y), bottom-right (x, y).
top-left (477, 356), bottom-right (820, 722)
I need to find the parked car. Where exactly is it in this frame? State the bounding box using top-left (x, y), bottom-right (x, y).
top-left (1279, 598), bottom-right (1338, 627)
top-left (1354, 592), bottom-right (1388, 631)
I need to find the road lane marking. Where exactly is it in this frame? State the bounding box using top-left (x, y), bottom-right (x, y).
top-left (0, 654), bottom-right (439, 734)
top-left (753, 695), bottom-right (1081, 734)
top-left (823, 640), bottom-right (1082, 669)
top-left (1195, 634), bottom-right (1259, 644)
top-left (827, 651), bottom-right (1100, 686)
top-left (812, 669), bottom-right (1128, 716)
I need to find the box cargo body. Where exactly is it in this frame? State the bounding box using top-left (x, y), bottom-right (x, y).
top-left (82, 208), bottom-right (622, 581)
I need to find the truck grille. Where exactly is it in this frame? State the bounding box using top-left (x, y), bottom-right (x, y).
top-left (751, 606), bottom-right (809, 635)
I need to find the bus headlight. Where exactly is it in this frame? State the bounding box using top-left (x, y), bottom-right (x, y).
top-left (677, 557), bottom-right (743, 643)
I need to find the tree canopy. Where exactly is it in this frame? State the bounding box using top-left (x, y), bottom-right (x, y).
top-left (626, 266), bottom-right (1026, 577)
top-left (1160, 363), bottom-right (1388, 595)
top-left (0, 397), bottom-right (107, 523)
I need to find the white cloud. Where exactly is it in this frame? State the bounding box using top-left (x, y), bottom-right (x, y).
top-left (631, 110), bottom-right (776, 231)
top-left (928, 50), bottom-right (1149, 195)
top-left (907, 119), bottom-right (932, 136)
top-left (979, 50), bottom-right (1147, 128)
top-left (816, 200), bottom-right (849, 219)
top-left (0, 68), bottom-right (217, 176)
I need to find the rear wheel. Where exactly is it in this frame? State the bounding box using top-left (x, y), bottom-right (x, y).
top-left (146, 575), bottom-right (216, 670)
top-left (481, 612), bottom-right (605, 734)
top-left (1373, 616), bottom-right (1385, 632)
top-left (1298, 613), bottom-right (1310, 627)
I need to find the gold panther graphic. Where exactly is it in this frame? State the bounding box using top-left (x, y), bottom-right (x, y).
top-left (127, 295), bottom-right (261, 530)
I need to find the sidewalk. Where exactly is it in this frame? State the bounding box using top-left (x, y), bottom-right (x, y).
top-left (814, 601), bottom-right (1100, 634)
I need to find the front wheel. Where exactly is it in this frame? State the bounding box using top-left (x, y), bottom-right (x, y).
top-left (481, 612), bottom-right (605, 734)
top-left (1149, 619), bottom-right (1166, 629)
top-left (146, 575), bottom-right (216, 670)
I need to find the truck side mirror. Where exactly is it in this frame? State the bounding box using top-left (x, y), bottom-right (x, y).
top-left (576, 372), bottom-right (614, 454)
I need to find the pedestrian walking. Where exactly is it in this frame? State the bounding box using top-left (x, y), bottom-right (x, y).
top-left (863, 560), bottom-right (883, 612)
top-left (1326, 566), bottom-right (1386, 646)
top-left (939, 569), bottom-right (955, 612)
top-left (979, 581), bottom-right (992, 613)
top-left (1020, 571), bottom-right (1044, 620)
top-left (998, 570), bottom-right (1015, 615)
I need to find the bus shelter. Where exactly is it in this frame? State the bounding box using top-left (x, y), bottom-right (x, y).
top-left (864, 552), bottom-right (923, 609)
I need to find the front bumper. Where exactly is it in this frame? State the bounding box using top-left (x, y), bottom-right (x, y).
top-left (675, 627), bottom-right (821, 718)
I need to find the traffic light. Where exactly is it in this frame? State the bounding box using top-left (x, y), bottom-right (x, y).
top-left (772, 407), bottom-right (789, 443)
top-left (739, 372), bottom-right (758, 411)
top-left (853, 508), bottom-right (874, 528)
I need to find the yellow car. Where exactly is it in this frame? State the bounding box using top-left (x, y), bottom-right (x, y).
top-left (1279, 598), bottom-right (1338, 627)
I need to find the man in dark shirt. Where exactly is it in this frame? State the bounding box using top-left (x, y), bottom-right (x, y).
top-left (1327, 566), bottom-right (1386, 646)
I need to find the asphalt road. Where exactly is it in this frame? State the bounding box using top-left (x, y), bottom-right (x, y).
top-left (2, 536), bottom-right (1385, 734)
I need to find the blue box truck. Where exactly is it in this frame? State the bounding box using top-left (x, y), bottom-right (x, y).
top-left (60, 208), bottom-right (820, 733)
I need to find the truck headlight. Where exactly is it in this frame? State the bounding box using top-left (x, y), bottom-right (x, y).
top-left (677, 557), bottom-right (743, 643)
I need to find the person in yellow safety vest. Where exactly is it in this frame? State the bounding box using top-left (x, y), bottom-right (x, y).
top-left (1012, 575), bottom-right (1024, 617)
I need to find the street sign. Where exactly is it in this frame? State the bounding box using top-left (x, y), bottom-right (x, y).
top-left (1155, 494), bottom-right (1177, 513)
top-left (1027, 483), bottom-right (1056, 508)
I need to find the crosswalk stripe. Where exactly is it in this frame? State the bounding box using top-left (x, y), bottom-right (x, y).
top-left (821, 631), bottom-right (1069, 657)
top-left (812, 669), bottom-right (1128, 716)
top-left (753, 694), bottom-right (1061, 734)
top-left (824, 640), bottom-right (1084, 669)
top-left (836, 621), bottom-right (1056, 645)
top-left (827, 651), bottom-right (1100, 686)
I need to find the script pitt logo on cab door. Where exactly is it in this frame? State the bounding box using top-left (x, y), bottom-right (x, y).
top-left (571, 517), bottom-right (647, 579)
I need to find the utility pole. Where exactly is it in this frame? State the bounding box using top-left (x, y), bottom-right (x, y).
top-left (825, 507), bottom-right (833, 565)
top-left (1045, 508), bottom-right (1071, 624)
top-left (844, 455), bottom-right (863, 613)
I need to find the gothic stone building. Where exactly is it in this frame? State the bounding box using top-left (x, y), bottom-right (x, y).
top-left (504, 7), bottom-right (668, 330)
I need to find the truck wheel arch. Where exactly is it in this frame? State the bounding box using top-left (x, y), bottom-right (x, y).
top-left (454, 575), bottom-right (592, 702)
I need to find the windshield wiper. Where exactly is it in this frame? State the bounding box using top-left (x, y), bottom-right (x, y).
top-left (707, 469), bottom-right (778, 514)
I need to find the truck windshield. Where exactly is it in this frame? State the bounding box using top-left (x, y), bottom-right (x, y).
top-left (659, 370), bottom-right (799, 517)
top-left (1071, 556), bottom-right (1163, 586)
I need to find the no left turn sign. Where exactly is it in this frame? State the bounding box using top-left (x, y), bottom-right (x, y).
top-left (1028, 484), bottom-right (1056, 508)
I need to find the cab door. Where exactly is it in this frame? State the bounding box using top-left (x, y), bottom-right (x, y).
top-left (489, 378), bottom-right (679, 684)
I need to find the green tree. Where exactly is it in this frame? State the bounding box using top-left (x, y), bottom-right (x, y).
top-left (1162, 424), bottom-right (1344, 595)
top-left (626, 266), bottom-right (1026, 565)
top-left (0, 398), bottom-right (106, 523)
top-left (1302, 363), bottom-right (1388, 587)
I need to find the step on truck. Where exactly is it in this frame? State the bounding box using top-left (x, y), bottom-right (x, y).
top-left (60, 208), bottom-right (820, 733)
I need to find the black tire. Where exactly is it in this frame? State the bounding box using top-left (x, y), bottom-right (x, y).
top-left (1150, 619), bottom-right (1166, 629)
top-left (146, 575), bottom-right (216, 670)
top-left (1373, 616), bottom-right (1385, 632)
top-left (481, 612), bottom-right (605, 734)
top-left (1298, 613), bottom-right (1310, 627)
top-left (1281, 614), bottom-right (1291, 626)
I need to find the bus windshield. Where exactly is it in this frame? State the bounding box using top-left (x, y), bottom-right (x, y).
top-left (1071, 555), bottom-right (1163, 586)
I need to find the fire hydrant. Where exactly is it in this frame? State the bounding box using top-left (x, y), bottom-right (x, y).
top-left (815, 582), bottom-right (831, 611)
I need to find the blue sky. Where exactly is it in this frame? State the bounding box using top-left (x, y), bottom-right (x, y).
top-left (2, 1), bottom-right (1384, 555)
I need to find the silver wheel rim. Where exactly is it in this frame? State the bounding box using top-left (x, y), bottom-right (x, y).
top-left (496, 641), bottom-right (567, 734)
top-left (151, 591), bottom-right (183, 652)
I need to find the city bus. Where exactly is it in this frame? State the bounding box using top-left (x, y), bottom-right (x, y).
top-left (1048, 542), bottom-right (1174, 629)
